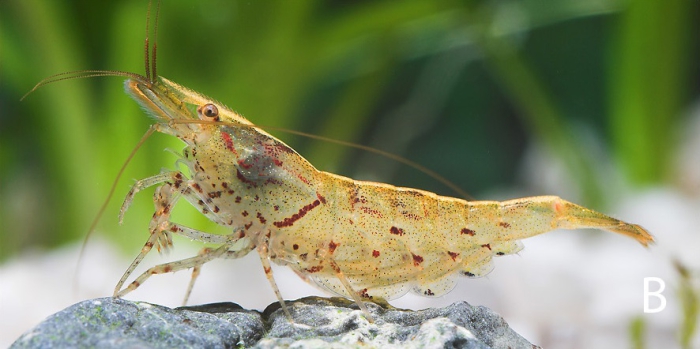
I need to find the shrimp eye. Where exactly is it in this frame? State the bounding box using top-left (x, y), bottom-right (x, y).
top-left (198, 103), bottom-right (219, 121)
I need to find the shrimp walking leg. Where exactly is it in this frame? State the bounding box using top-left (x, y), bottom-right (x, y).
top-left (115, 243), bottom-right (231, 298)
top-left (114, 180), bottom-right (186, 295)
top-left (115, 170), bottom-right (235, 295)
top-left (184, 244), bottom-right (255, 305)
top-left (257, 235), bottom-right (292, 320)
top-left (119, 171), bottom-right (183, 223)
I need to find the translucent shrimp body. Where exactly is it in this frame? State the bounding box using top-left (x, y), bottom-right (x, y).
top-left (115, 75), bottom-right (654, 319)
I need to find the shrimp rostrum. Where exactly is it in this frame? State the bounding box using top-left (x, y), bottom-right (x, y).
top-left (111, 72), bottom-right (653, 320)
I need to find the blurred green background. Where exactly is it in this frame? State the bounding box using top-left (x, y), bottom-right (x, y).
top-left (0, 0), bottom-right (698, 261)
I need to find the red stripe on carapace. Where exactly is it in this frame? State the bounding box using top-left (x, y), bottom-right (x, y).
top-left (221, 132), bottom-right (236, 153)
top-left (317, 193), bottom-right (326, 204)
top-left (273, 199), bottom-right (321, 228)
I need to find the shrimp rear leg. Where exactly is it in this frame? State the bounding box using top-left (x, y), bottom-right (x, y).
top-left (497, 196), bottom-right (654, 246)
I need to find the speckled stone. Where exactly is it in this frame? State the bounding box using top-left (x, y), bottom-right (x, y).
top-left (11, 297), bottom-right (539, 349)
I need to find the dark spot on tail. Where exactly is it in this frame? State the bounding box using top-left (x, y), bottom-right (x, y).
top-left (424, 289), bottom-right (435, 296)
top-left (293, 244), bottom-right (299, 250)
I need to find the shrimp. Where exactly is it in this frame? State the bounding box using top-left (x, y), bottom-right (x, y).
top-left (26, 1), bottom-right (653, 322)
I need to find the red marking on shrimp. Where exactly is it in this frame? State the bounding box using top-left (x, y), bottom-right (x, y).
top-left (481, 244), bottom-right (491, 250)
top-left (359, 288), bottom-right (373, 299)
top-left (273, 199), bottom-right (321, 228)
top-left (390, 226), bottom-right (404, 236)
top-left (305, 265), bottom-right (323, 273)
top-left (447, 251), bottom-right (459, 261)
top-left (461, 228), bottom-right (475, 236)
top-left (237, 159), bottom-right (253, 170)
top-left (372, 250), bottom-right (380, 258)
top-left (412, 253), bottom-right (424, 266)
top-left (328, 241), bottom-right (339, 253)
top-left (220, 132), bottom-right (236, 153)
top-left (361, 207), bottom-right (383, 218)
top-left (236, 169), bottom-right (258, 188)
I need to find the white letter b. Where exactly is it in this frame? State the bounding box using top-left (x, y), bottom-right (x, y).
top-left (643, 277), bottom-right (666, 313)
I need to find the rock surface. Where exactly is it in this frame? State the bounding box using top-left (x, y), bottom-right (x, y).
top-left (11, 297), bottom-right (539, 348)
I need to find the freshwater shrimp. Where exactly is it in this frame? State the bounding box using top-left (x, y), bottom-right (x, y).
top-left (26, 2), bottom-right (653, 322)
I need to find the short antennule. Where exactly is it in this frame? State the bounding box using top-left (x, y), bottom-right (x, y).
top-left (152, 0), bottom-right (161, 82)
top-left (143, 0), bottom-right (161, 83)
top-left (144, 0), bottom-right (152, 82)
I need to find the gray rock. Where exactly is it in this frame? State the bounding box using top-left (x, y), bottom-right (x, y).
top-left (11, 297), bottom-right (539, 349)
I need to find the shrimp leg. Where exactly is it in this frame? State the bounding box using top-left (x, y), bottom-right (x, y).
top-left (115, 243), bottom-right (231, 299)
top-left (257, 233), bottom-right (293, 320)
